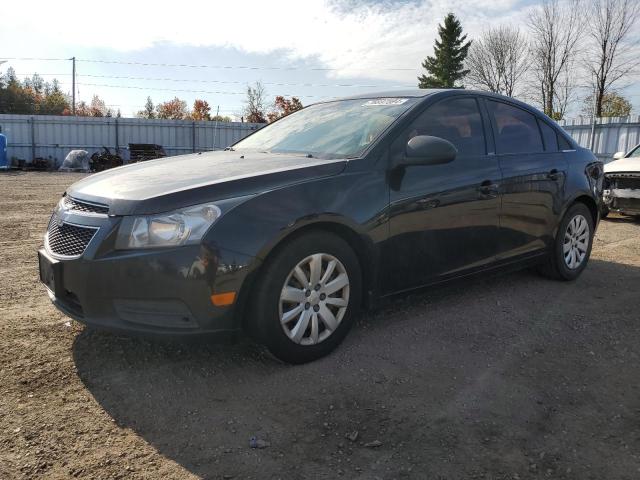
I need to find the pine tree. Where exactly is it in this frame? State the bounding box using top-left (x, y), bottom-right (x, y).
top-left (418, 13), bottom-right (472, 88)
top-left (137, 97), bottom-right (156, 119)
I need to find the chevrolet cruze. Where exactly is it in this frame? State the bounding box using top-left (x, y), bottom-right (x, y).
top-left (38, 89), bottom-right (603, 363)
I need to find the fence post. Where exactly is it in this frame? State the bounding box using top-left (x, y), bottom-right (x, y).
top-left (192, 121), bottom-right (196, 153)
top-left (30, 116), bottom-right (36, 161)
top-left (115, 117), bottom-right (119, 152)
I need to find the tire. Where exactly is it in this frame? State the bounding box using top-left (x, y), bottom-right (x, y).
top-left (249, 231), bottom-right (362, 364)
top-left (600, 206), bottom-right (609, 218)
top-left (538, 203), bottom-right (594, 281)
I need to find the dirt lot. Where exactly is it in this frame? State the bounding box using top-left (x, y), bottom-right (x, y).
top-left (1, 171), bottom-right (639, 480)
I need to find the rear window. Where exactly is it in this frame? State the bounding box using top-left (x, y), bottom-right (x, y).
top-left (487, 100), bottom-right (544, 154)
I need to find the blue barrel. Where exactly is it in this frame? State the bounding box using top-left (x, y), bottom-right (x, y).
top-left (0, 132), bottom-right (7, 169)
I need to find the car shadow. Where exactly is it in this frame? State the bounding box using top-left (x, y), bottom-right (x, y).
top-left (602, 214), bottom-right (639, 224)
top-left (72, 259), bottom-right (640, 479)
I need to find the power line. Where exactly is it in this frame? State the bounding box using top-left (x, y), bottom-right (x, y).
top-left (0, 57), bottom-right (70, 62)
top-left (71, 82), bottom-right (328, 99)
top-left (76, 58), bottom-right (417, 72)
top-left (14, 72), bottom-right (414, 89)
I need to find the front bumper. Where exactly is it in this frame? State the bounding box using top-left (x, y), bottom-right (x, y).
top-left (603, 174), bottom-right (640, 215)
top-left (39, 239), bottom-right (259, 339)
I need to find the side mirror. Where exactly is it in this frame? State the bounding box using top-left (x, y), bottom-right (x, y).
top-left (613, 151), bottom-right (626, 160)
top-left (402, 135), bottom-right (457, 166)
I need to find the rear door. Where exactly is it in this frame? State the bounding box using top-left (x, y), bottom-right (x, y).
top-left (383, 96), bottom-right (502, 293)
top-left (483, 99), bottom-right (568, 260)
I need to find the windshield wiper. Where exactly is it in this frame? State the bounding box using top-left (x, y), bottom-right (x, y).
top-left (225, 147), bottom-right (235, 151)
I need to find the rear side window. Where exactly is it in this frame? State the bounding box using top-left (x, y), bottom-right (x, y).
top-left (558, 134), bottom-right (572, 150)
top-left (487, 100), bottom-right (544, 154)
top-left (401, 97), bottom-right (486, 156)
top-left (538, 120), bottom-right (559, 151)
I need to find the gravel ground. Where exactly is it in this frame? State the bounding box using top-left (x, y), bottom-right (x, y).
top-left (1, 171), bottom-right (639, 480)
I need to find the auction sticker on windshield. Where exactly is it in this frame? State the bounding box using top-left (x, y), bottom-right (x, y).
top-left (362, 98), bottom-right (408, 106)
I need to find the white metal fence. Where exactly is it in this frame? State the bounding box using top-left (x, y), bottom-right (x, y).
top-left (1, 113), bottom-right (638, 167)
top-left (560, 115), bottom-right (640, 163)
top-left (0, 114), bottom-right (263, 167)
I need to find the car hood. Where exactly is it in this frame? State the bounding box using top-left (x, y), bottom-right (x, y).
top-left (67, 150), bottom-right (347, 215)
top-left (604, 157), bottom-right (640, 174)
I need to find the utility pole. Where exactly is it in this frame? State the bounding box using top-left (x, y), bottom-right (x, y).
top-left (71, 56), bottom-right (76, 116)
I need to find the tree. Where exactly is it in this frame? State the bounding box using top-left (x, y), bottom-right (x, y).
top-left (0, 69), bottom-right (70, 115)
top-left (0, 68), bottom-right (35, 113)
top-left (81, 95), bottom-right (110, 117)
top-left (39, 89), bottom-right (70, 115)
top-left (584, 0), bottom-right (640, 117)
top-left (267, 96), bottom-right (303, 122)
top-left (528, 0), bottom-right (582, 118)
top-left (418, 13), bottom-right (471, 88)
top-left (244, 82), bottom-right (267, 123)
top-left (191, 99), bottom-right (211, 121)
top-left (465, 26), bottom-right (529, 97)
top-left (75, 101), bottom-right (90, 116)
top-left (137, 97), bottom-right (156, 119)
top-left (211, 114), bottom-right (232, 122)
top-left (156, 97), bottom-right (188, 119)
top-left (582, 91), bottom-right (632, 116)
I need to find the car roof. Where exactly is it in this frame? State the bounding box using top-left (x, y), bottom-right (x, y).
top-left (327, 89), bottom-right (448, 101)
top-left (320, 89), bottom-right (536, 110)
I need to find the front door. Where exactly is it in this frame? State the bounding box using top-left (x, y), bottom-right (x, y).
top-left (383, 96), bottom-right (502, 294)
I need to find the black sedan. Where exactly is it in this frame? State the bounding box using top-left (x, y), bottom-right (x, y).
top-left (38, 90), bottom-right (604, 363)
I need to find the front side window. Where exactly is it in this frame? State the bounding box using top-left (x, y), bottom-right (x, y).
top-left (397, 97), bottom-right (487, 157)
top-left (233, 98), bottom-right (419, 159)
top-left (487, 100), bottom-right (544, 154)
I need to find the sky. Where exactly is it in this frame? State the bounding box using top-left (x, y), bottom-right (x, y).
top-left (1, 0), bottom-right (639, 119)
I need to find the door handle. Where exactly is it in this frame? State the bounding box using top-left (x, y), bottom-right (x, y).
top-left (478, 180), bottom-right (499, 198)
top-left (547, 169), bottom-right (560, 181)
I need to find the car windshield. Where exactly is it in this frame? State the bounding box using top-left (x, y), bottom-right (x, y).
top-left (628, 145), bottom-right (640, 158)
top-left (233, 98), bottom-right (419, 159)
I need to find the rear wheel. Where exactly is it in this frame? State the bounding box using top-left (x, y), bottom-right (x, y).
top-left (538, 203), bottom-right (594, 281)
top-left (250, 231), bottom-right (362, 364)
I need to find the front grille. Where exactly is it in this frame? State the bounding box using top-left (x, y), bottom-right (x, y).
top-left (610, 177), bottom-right (640, 190)
top-left (63, 196), bottom-right (109, 215)
top-left (46, 217), bottom-right (98, 257)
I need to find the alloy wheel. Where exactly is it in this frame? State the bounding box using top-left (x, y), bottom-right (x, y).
top-left (279, 253), bottom-right (350, 346)
top-left (563, 214), bottom-right (590, 269)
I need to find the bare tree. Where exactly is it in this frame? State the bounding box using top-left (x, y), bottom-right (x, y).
top-left (244, 82), bottom-right (267, 123)
top-left (466, 26), bottom-right (529, 97)
top-left (528, 0), bottom-right (583, 119)
top-left (584, 0), bottom-right (640, 117)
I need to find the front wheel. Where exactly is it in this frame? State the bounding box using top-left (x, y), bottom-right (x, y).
top-left (538, 203), bottom-right (594, 281)
top-left (250, 231), bottom-right (362, 364)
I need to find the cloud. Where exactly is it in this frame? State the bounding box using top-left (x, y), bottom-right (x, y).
top-left (5, 0), bottom-right (534, 81)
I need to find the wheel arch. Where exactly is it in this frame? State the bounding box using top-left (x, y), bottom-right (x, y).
top-left (235, 220), bottom-right (377, 333)
top-left (571, 194), bottom-right (599, 227)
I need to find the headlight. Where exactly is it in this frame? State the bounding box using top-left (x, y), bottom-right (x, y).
top-left (54, 196), bottom-right (68, 214)
top-left (115, 203), bottom-right (221, 249)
